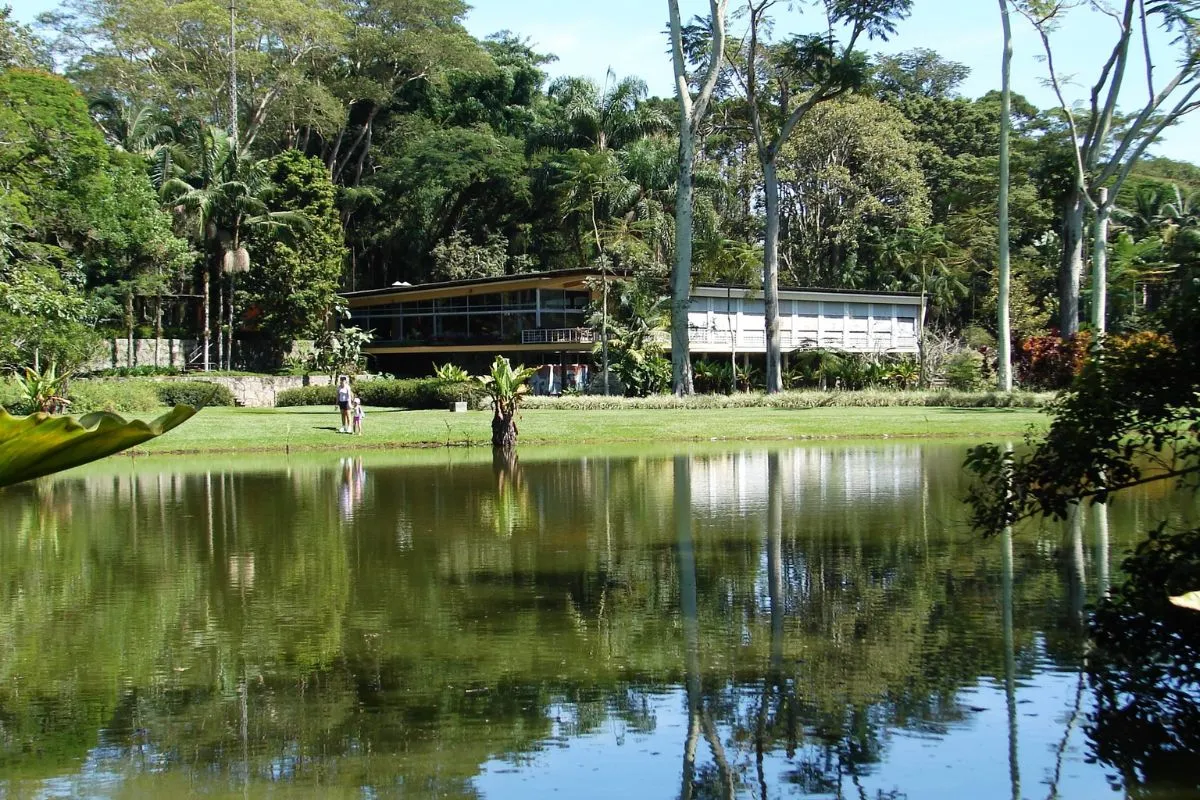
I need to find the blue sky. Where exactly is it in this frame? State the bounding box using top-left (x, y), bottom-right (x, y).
top-left (10, 0), bottom-right (1198, 162)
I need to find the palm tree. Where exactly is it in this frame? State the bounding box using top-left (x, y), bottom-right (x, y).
top-left (162, 125), bottom-right (306, 370)
top-left (535, 71), bottom-right (668, 153)
top-left (477, 355), bottom-right (536, 452)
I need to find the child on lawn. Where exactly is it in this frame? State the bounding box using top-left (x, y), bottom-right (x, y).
top-left (352, 397), bottom-right (365, 435)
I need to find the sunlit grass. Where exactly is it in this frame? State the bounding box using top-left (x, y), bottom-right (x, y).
top-left (126, 404), bottom-right (1050, 455)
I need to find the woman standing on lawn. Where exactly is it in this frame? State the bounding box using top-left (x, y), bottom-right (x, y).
top-left (336, 375), bottom-right (353, 433)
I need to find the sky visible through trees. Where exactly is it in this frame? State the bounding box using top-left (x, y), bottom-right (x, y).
top-left (10, 0), bottom-right (1198, 161)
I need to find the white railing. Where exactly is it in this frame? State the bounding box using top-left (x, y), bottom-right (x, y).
top-left (520, 326), bottom-right (918, 353)
top-left (522, 328), bottom-right (596, 345)
top-left (687, 327), bottom-right (918, 353)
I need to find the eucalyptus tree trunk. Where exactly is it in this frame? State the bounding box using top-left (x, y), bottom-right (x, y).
top-left (1060, 194), bottom-right (1086, 337)
top-left (1092, 187), bottom-right (1110, 333)
top-left (668, 0), bottom-right (728, 396)
top-left (1018, 0), bottom-right (1200, 337)
top-left (997, 0), bottom-right (1014, 391)
top-left (671, 122), bottom-right (698, 395)
top-left (762, 159), bottom-right (783, 393)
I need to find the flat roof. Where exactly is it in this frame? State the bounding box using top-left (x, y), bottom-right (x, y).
top-left (342, 269), bottom-right (923, 306)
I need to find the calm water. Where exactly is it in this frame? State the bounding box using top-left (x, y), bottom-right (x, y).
top-left (0, 443), bottom-right (1196, 799)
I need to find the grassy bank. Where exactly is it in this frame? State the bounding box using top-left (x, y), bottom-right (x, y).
top-left (127, 404), bottom-right (1051, 455)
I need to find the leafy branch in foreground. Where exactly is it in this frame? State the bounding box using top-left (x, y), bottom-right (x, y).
top-left (0, 406), bottom-right (195, 488)
top-left (965, 331), bottom-right (1199, 534)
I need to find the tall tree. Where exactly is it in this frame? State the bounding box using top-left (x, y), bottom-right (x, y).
top-left (321, 0), bottom-right (485, 186)
top-left (1, 5), bottom-right (49, 69)
top-left (43, 0), bottom-right (349, 152)
top-left (668, 0), bottom-right (729, 396)
top-left (733, 0), bottom-right (912, 392)
top-left (1018, 0), bottom-right (1200, 335)
top-left (997, 0), bottom-right (1014, 391)
top-left (775, 94), bottom-right (930, 288)
top-left (162, 125), bottom-right (305, 370)
top-left (245, 150), bottom-right (345, 363)
top-left (872, 47), bottom-right (970, 100)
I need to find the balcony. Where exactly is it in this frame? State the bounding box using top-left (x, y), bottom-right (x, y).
top-left (521, 328), bottom-right (596, 345)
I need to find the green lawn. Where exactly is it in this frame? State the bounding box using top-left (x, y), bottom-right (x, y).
top-left (129, 404), bottom-right (1051, 455)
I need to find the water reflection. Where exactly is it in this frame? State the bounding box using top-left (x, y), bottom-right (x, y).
top-left (0, 444), bottom-right (1193, 798)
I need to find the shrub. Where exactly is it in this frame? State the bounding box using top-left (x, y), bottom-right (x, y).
top-left (68, 380), bottom-right (161, 414)
top-left (275, 384), bottom-right (337, 406)
top-left (432, 362), bottom-right (471, 382)
top-left (519, 389), bottom-right (1050, 411)
top-left (157, 381), bottom-right (236, 408)
top-left (694, 359), bottom-right (733, 394)
top-left (85, 365), bottom-right (185, 378)
top-left (0, 376), bottom-right (27, 413)
top-left (276, 378), bottom-right (484, 410)
top-left (944, 351), bottom-right (986, 391)
top-left (1015, 333), bottom-right (1091, 389)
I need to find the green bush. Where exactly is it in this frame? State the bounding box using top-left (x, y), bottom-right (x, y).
top-left (85, 365), bottom-right (185, 378)
top-left (0, 376), bottom-right (26, 413)
top-left (944, 351), bottom-right (986, 391)
top-left (275, 379), bottom-right (484, 410)
top-left (157, 381), bottom-right (236, 408)
top-left (275, 384), bottom-right (337, 406)
top-left (68, 379), bottom-right (161, 413)
top-left (519, 389), bottom-right (1051, 411)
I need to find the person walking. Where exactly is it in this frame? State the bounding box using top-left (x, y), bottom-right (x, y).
top-left (336, 375), bottom-right (353, 433)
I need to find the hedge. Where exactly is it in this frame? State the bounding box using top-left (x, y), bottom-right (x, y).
top-left (276, 378), bottom-right (484, 410)
top-left (157, 381), bottom-right (237, 408)
top-left (68, 380), bottom-right (162, 413)
top-left (519, 389), bottom-right (1053, 411)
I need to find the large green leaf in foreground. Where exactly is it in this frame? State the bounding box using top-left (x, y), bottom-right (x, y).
top-left (0, 406), bottom-right (196, 488)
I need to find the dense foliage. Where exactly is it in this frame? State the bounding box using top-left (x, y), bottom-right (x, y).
top-left (275, 378), bottom-right (482, 409)
top-left (1, 0), bottom-right (1198, 387)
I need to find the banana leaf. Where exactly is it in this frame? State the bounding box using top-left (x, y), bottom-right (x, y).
top-left (0, 406), bottom-right (196, 488)
top-left (1169, 591), bottom-right (1200, 612)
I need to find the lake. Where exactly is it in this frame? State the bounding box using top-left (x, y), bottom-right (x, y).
top-left (0, 442), bottom-right (1195, 799)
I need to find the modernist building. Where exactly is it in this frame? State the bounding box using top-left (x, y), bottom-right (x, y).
top-left (343, 268), bottom-right (924, 380)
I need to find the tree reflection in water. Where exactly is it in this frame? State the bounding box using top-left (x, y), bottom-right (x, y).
top-left (1086, 522), bottom-right (1200, 797)
top-left (0, 445), bottom-right (1191, 798)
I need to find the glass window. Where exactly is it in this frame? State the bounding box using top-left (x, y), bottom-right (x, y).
top-left (507, 312), bottom-right (539, 338)
top-left (401, 300), bottom-right (433, 315)
top-left (795, 301), bottom-right (819, 316)
top-left (503, 289), bottom-right (538, 309)
top-left (565, 291), bottom-right (590, 310)
top-left (540, 289), bottom-right (567, 310)
top-left (405, 316), bottom-right (431, 342)
top-left (469, 292), bottom-right (504, 312)
top-left (470, 314), bottom-right (503, 342)
top-left (437, 314), bottom-right (469, 341)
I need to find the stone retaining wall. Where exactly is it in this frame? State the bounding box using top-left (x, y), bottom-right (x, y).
top-left (159, 375), bottom-right (335, 408)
